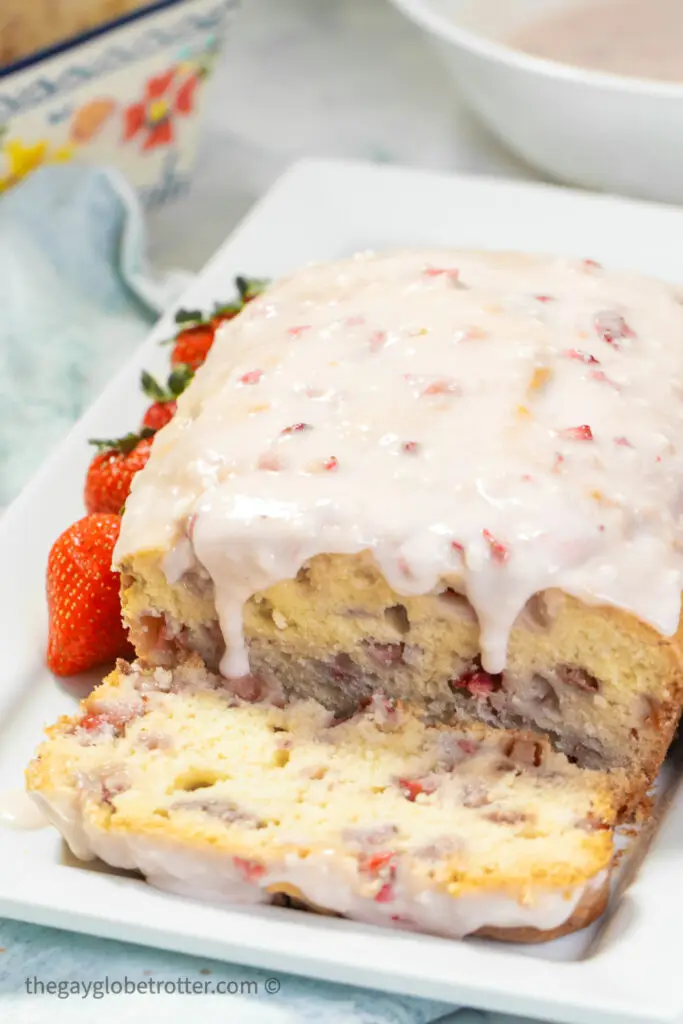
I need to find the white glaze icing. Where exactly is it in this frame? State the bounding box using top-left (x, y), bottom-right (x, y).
top-left (30, 789), bottom-right (604, 938)
top-left (0, 789), bottom-right (49, 830)
top-left (115, 250), bottom-right (683, 676)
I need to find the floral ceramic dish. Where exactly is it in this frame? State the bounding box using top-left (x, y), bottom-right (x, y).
top-left (0, 0), bottom-right (238, 207)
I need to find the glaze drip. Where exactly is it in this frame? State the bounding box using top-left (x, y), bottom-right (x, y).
top-left (115, 250), bottom-right (683, 677)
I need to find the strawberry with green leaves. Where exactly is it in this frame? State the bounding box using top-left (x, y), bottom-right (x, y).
top-left (141, 364), bottom-right (193, 430)
top-left (46, 514), bottom-right (133, 676)
top-left (84, 430), bottom-right (155, 515)
top-left (170, 309), bottom-right (216, 372)
top-left (235, 275), bottom-right (269, 304)
top-left (169, 277), bottom-right (269, 371)
top-left (210, 300), bottom-right (242, 330)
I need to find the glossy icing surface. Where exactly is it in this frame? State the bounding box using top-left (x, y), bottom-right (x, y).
top-left (115, 250), bottom-right (683, 677)
top-left (0, 788), bottom-right (48, 829)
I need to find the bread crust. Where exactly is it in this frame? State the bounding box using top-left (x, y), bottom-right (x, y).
top-left (265, 877), bottom-right (609, 942)
top-left (474, 877), bottom-right (609, 943)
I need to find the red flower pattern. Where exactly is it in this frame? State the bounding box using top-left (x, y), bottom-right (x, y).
top-left (123, 68), bottom-right (200, 151)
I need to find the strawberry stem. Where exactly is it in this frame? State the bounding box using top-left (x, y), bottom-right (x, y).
top-left (88, 428), bottom-right (155, 454)
top-left (163, 276), bottom-right (270, 346)
top-left (141, 365), bottom-right (193, 401)
top-left (235, 276), bottom-right (268, 301)
top-left (168, 363), bottom-right (194, 396)
top-left (140, 370), bottom-right (167, 401)
top-left (174, 308), bottom-right (204, 326)
top-left (213, 301), bottom-right (242, 318)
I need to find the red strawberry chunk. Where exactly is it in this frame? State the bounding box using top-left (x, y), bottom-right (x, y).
top-left (423, 267), bottom-right (460, 282)
top-left (401, 441), bottom-right (420, 454)
top-left (79, 712), bottom-right (111, 733)
top-left (423, 378), bottom-right (459, 396)
top-left (397, 779), bottom-right (423, 802)
top-left (482, 529), bottom-right (509, 563)
top-left (239, 369), bottom-right (263, 385)
top-left (257, 453), bottom-right (282, 471)
top-left (374, 883), bottom-right (396, 903)
top-left (614, 436), bottom-right (634, 448)
top-left (451, 670), bottom-right (501, 697)
top-left (469, 675), bottom-right (497, 696)
top-left (558, 425), bottom-right (593, 441)
top-left (228, 674), bottom-right (265, 702)
top-left (594, 310), bottom-right (635, 348)
top-left (78, 701), bottom-right (143, 735)
top-left (324, 456), bottom-right (338, 471)
top-left (281, 422), bottom-right (311, 435)
top-left (359, 850), bottom-right (396, 879)
top-left (457, 738), bottom-right (479, 756)
top-left (590, 369), bottom-right (620, 390)
top-left (234, 857), bottom-right (266, 883)
top-left (563, 349), bottom-right (599, 365)
top-left (397, 777), bottom-right (437, 802)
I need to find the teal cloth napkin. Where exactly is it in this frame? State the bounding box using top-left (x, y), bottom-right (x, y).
top-left (0, 165), bottom-right (189, 507)
top-left (0, 164), bottom-right (484, 1024)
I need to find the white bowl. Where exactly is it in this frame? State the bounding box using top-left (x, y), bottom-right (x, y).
top-left (389, 0), bottom-right (683, 205)
top-left (0, 0), bottom-right (239, 208)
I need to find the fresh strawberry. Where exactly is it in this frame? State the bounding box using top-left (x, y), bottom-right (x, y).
top-left (140, 364), bottom-right (193, 431)
top-left (211, 277), bottom-right (268, 327)
top-left (84, 430), bottom-right (155, 514)
top-left (168, 279), bottom-right (269, 370)
top-left (142, 401), bottom-right (175, 432)
top-left (170, 321), bottom-right (215, 372)
top-left (46, 514), bottom-right (133, 676)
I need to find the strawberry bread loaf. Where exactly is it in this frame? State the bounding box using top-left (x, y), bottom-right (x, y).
top-left (114, 249), bottom-right (683, 782)
top-left (26, 657), bottom-right (633, 942)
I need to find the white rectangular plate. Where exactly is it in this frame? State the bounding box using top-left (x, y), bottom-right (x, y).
top-left (2, 157), bottom-right (683, 1024)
